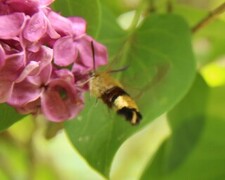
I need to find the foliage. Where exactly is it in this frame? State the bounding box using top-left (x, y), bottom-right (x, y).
top-left (1, 0), bottom-right (225, 179)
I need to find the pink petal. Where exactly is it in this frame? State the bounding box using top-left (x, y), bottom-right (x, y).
top-left (27, 45), bottom-right (53, 75)
top-left (0, 13), bottom-right (25, 39)
top-left (0, 81), bottom-right (14, 103)
top-left (0, 52), bottom-right (25, 82)
top-left (7, 0), bottom-right (39, 15)
top-left (54, 69), bottom-right (75, 83)
top-left (38, 63), bottom-right (52, 84)
top-left (46, 22), bottom-right (60, 39)
top-left (15, 61), bottom-right (40, 83)
top-left (72, 35), bottom-right (108, 73)
top-left (47, 11), bottom-right (73, 35)
top-left (53, 36), bottom-right (78, 66)
top-left (1, 39), bottom-right (23, 54)
top-left (41, 79), bottom-right (84, 122)
top-left (27, 64), bottom-right (52, 86)
top-left (0, 2), bottom-right (11, 15)
top-left (16, 99), bottom-right (40, 115)
top-left (72, 62), bottom-right (92, 75)
top-left (0, 44), bottom-right (6, 69)
top-left (23, 11), bottom-right (47, 42)
top-left (0, 52), bottom-right (25, 102)
top-left (39, 0), bottom-right (55, 7)
top-left (7, 78), bottom-right (43, 106)
top-left (68, 17), bottom-right (86, 35)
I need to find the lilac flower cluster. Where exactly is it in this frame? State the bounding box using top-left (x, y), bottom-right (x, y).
top-left (0, 0), bottom-right (108, 122)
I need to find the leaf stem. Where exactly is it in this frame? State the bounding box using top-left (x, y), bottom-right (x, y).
top-left (192, 2), bottom-right (225, 33)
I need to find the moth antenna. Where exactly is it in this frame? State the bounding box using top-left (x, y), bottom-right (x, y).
top-left (109, 65), bottom-right (129, 74)
top-left (91, 41), bottom-right (96, 72)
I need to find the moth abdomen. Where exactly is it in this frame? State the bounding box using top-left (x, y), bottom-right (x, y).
top-left (101, 86), bottom-right (128, 108)
top-left (100, 86), bottom-right (142, 125)
top-left (117, 107), bottom-right (142, 125)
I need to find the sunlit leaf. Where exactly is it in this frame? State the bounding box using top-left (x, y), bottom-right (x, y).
top-left (207, 85), bottom-right (225, 118)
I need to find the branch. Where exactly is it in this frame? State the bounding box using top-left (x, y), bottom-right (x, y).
top-left (192, 2), bottom-right (225, 33)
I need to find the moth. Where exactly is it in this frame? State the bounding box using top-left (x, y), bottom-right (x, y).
top-left (88, 41), bottom-right (142, 125)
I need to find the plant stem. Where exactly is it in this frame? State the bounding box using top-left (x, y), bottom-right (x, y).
top-left (192, 2), bottom-right (225, 33)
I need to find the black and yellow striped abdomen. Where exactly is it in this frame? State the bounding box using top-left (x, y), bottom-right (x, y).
top-left (89, 72), bottom-right (142, 125)
top-left (101, 86), bottom-right (142, 124)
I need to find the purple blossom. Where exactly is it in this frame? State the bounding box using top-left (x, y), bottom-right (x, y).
top-left (0, 0), bottom-right (108, 122)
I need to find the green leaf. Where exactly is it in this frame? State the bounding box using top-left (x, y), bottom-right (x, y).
top-left (207, 84), bottom-right (225, 119)
top-left (100, 0), bottom-right (136, 15)
top-left (95, 5), bottom-right (127, 58)
top-left (140, 75), bottom-right (215, 179)
top-left (0, 103), bottom-right (25, 132)
top-left (131, 14), bottom-right (196, 116)
top-left (65, 14), bottom-right (195, 177)
top-left (164, 75), bottom-right (208, 172)
top-left (51, 0), bottom-right (101, 37)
